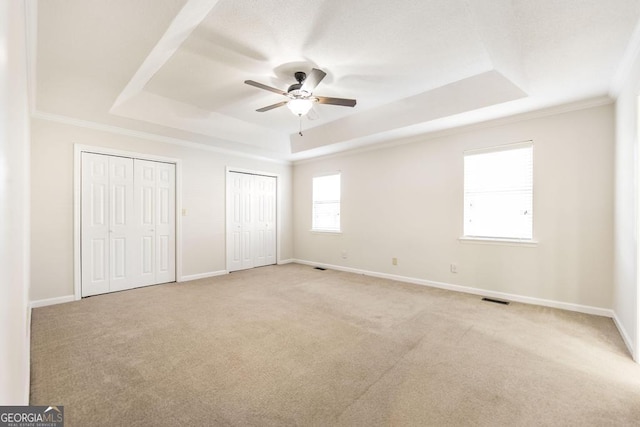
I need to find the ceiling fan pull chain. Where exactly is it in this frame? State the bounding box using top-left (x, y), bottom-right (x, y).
top-left (299, 116), bottom-right (303, 136)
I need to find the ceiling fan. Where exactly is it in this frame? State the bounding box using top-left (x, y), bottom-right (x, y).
top-left (244, 68), bottom-right (357, 118)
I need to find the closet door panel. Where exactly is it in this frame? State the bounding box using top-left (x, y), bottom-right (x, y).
top-left (134, 159), bottom-right (157, 287)
top-left (108, 156), bottom-right (135, 292)
top-left (81, 153), bottom-right (110, 296)
top-left (155, 162), bottom-right (176, 283)
top-left (254, 175), bottom-right (276, 267)
top-left (240, 174), bottom-right (254, 270)
top-left (227, 172), bottom-right (244, 272)
top-left (264, 176), bottom-right (277, 266)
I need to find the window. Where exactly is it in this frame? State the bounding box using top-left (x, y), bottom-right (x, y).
top-left (464, 142), bottom-right (533, 240)
top-left (312, 173), bottom-right (341, 232)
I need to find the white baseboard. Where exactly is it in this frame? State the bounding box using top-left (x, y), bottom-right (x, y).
top-left (29, 295), bottom-right (75, 309)
top-left (278, 259), bottom-right (294, 265)
top-left (292, 259), bottom-right (613, 318)
top-left (180, 270), bottom-right (228, 282)
top-left (612, 311), bottom-right (636, 360)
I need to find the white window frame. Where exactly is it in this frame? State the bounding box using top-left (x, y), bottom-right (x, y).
top-left (460, 141), bottom-right (536, 245)
top-left (311, 172), bottom-right (341, 233)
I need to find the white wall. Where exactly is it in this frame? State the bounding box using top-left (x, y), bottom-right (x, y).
top-left (614, 50), bottom-right (640, 361)
top-left (30, 118), bottom-right (293, 301)
top-left (0, 1), bottom-right (31, 404)
top-left (294, 104), bottom-right (614, 312)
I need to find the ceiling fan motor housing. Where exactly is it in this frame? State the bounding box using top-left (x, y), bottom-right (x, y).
top-left (287, 83), bottom-right (304, 94)
top-left (294, 71), bottom-right (306, 83)
top-left (289, 71), bottom-right (309, 97)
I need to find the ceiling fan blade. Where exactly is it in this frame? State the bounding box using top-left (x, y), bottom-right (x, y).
top-left (316, 96), bottom-right (357, 107)
top-left (300, 68), bottom-right (326, 93)
top-left (256, 101), bottom-right (288, 112)
top-left (244, 80), bottom-right (288, 96)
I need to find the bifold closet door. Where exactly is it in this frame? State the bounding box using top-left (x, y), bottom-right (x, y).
top-left (81, 153), bottom-right (110, 296)
top-left (81, 153), bottom-right (136, 296)
top-left (133, 159), bottom-right (176, 288)
top-left (81, 153), bottom-right (175, 297)
top-left (227, 172), bottom-right (276, 272)
top-left (254, 175), bottom-right (276, 267)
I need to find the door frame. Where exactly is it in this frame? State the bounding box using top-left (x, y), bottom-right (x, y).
top-left (225, 167), bottom-right (280, 272)
top-left (73, 144), bottom-right (183, 300)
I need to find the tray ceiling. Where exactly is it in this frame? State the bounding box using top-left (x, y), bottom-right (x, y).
top-left (35, 0), bottom-right (640, 160)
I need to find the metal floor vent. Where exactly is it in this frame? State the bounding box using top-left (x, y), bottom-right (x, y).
top-left (482, 297), bottom-right (510, 305)
top-left (314, 267), bottom-right (327, 271)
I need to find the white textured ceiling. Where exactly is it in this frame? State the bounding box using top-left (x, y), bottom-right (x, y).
top-left (35, 0), bottom-right (640, 161)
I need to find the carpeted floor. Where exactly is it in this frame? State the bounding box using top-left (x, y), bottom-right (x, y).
top-left (30, 264), bottom-right (640, 426)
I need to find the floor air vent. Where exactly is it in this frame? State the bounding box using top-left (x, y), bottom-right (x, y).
top-left (482, 297), bottom-right (510, 305)
top-left (314, 267), bottom-right (326, 271)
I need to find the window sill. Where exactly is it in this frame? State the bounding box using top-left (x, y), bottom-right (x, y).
top-left (310, 229), bottom-right (342, 235)
top-left (458, 236), bottom-right (538, 247)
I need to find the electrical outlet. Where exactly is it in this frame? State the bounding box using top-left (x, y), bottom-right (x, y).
top-left (341, 250), bottom-right (348, 259)
top-left (392, 257), bottom-right (398, 266)
top-left (450, 263), bottom-right (458, 273)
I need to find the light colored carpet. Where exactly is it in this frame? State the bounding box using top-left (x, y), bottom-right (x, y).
top-left (30, 264), bottom-right (640, 426)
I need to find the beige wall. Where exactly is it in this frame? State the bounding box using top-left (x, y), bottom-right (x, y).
top-left (614, 53), bottom-right (640, 360)
top-left (293, 104), bottom-right (614, 310)
top-left (0, 1), bottom-right (31, 404)
top-left (30, 119), bottom-right (293, 301)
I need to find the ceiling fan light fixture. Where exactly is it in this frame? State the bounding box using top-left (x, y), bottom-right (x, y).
top-left (287, 98), bottom-right (314, 116)
top-left (245, 68), bottom-right (356, 117)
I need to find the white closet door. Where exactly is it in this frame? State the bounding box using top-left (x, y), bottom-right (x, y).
top-left (135, 159), bottom-right (158, 287)
top-left (133, 159), bottom-right (176, 287)
top-left (227, 172), bottom-right (244, 272)
top-left (155, 162), bottom-right (176, 284)
top-left (81, 153), bottom-right (110, 296)
top-left (108, 156), bottom-right (135, 292)
top-left (227, 172), bottom-right (276, 272)
top-left (240, 173), bottom-right (255, 270)
top-left (81, 153), bottom-right (175, 296)
top-left (254, 175), bottom-right (276, 267)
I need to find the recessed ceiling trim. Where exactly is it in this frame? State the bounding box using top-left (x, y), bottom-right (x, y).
top-left (32, 110), bottom-right (291, 165)
top-left (36, 0), bottom-right (640, 162)
top-left (111, 91), bottom-right (290, 153)
top-left (111, 0), bottom-right (221, 110)
top-left (291, 70), bottom-right (527, 153)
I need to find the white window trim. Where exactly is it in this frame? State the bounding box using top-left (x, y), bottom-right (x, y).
top-left (464, 140), bottom-right (533, 155)
top-left (458, 236), bottom-right (538, 247)
top-left (309, 229), bottom-right (343, 235)
top-left (462, 140), bottom-right (534, 242)
top-left (312, 172), bottom-right (341, 233)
